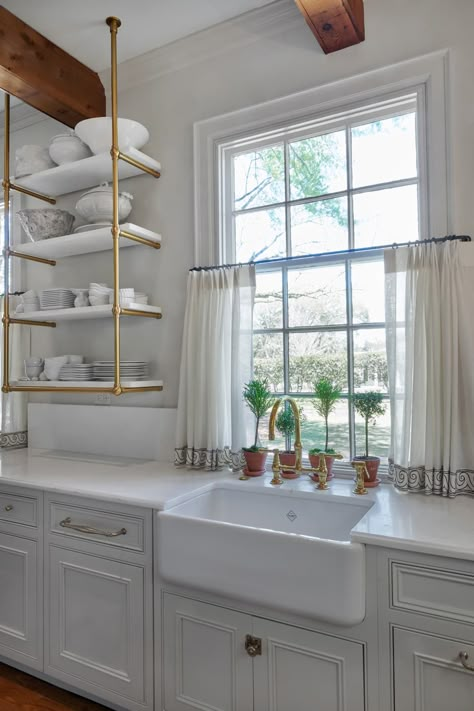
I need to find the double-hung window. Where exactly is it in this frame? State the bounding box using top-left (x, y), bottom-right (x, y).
top-left (220, 92), bottom-right (425, 464)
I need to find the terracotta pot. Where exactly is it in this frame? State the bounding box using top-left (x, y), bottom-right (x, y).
top-left (242, 450), bottom-right (267, 477)
top-left (309, 453), bottom-right (336, 481)
top-left (279, 451), bottom-right (299, 479)
top-left (353, 456), bottom-right (381, 487)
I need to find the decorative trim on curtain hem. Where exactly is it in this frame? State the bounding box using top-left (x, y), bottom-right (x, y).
top-left (390, 461), bottom-right (474, 497)
top-left (175, 446), bottom-right (245, 472)
top-left (0, 430), bottom-right (28, 450)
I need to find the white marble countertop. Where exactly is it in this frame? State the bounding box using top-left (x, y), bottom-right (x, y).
top-left (0, 448), bottom-right (473, 562)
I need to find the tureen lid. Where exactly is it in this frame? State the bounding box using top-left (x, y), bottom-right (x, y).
top-left (79, 182), bottom-right (133, 200)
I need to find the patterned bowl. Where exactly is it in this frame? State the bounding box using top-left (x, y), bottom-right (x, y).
top-left (17, 209), bottom-right (75, 241)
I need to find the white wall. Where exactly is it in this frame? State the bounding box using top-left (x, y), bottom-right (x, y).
top-left (6, 0), bottom-right (474, 410)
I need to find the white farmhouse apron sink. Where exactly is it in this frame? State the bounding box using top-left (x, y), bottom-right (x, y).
top-left (157, 484), bottom-right (372, 626)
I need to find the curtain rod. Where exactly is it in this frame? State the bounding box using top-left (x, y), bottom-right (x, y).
top-left (190, 234), bottom-right (472, 272)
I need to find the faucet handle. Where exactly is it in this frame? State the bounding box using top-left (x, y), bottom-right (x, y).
top-left (352, 461), bottom-right (369, 495)
top-left (270, 449), bottom-right (283, 486)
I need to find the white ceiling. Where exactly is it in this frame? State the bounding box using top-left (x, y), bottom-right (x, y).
top-left (2, 0), bottom-right (278, 72)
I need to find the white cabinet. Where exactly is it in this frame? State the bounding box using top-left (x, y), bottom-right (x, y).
top-left (45, 495), bottom-right (153, 711)
top-left (253, 618), bottom-right (365, 711)
top-left (163, 594), bottom-right (253, 711)
top-left (0, 531), bottom-right (42, 668)
top-left (393, 628), bottom-right (474, 711)
top-left (162, 594), bottom-right (365, 711)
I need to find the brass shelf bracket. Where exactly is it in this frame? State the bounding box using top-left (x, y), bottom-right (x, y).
top-left (120, 308), bottom-right (162, 319)
top-left (119, 229), bottom-right (161, 249)
top-left (9, 181), bottom-right (56, 205)
top-left (9, 318), bottom-right (56, 328)
top-left (8, 249), bottom-right (57, 267)
top-left (118, 151), bottom-right (161, 179)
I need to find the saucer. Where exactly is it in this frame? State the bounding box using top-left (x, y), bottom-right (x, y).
top-left (242, 468), bottom-right (265, 478)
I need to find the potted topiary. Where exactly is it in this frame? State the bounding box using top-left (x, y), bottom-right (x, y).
top-left (242, 379), bottom-right (274, 477)
top-left (309, 378), bottom-right (342, 481)
top-left (351, 391), bottom-right (386, 487)
top-left (275, 405), bottom-right (301, 479)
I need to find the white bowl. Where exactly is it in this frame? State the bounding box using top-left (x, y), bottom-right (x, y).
top-left (17, 209), bottom-right (75, 241)
top-left (89, 294), bottom-right (110, 307)
top-left (75, 183), bottom-right (133, 224)
top-left (75, 118), bottom-right (149, 155)
top-left (49, 131), bottom-right (92, 165)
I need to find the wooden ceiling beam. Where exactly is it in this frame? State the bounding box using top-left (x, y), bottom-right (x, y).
top-left (0, 5), bottom-right (105, 127)
top-left (294, 0), bottom-right (365, 54)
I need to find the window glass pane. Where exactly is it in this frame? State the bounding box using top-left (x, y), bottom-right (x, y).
top-left (254, 332), bottom-right (284, 393)
top-left (354, 399), bottom-right (390, 461)
top-left (297, 397), bottom-right (350, 459)
top-left (291, 197), bottom-right (348, 256)
top-left (233, 145), bottom-right (285, 210)
top-left (254, 270), bottom-right (282, 330)
top-left (235, 207), bottom-right (286, 262)
top-left (289, 130), bottom-right (347, 200)
top-left (288, 263), bottom-right (347, 327)
top-left (351, 259), bottom-right (385, 323)
top-left (289, 331), bottom-right (348, 392)
top-left (351, 113), bottom-right (417, 188)
top-left (353, 184), bottom-right (418, 249)
top-left (353, 328), bottom-right (388, 394)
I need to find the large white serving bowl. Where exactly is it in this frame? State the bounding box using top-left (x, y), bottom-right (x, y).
top-left (75, 117), bottom-right (150, 155)
top-left (157, 483), bottom-right (373, 626)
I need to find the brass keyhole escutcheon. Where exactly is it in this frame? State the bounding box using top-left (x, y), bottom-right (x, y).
top-left (245, 634), bottom-right (262, 657)
top-left (4, 505), bottom-right (13, 512)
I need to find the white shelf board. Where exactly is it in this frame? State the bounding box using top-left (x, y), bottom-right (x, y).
top-left (14, 148), bottom-right (161, 197)
top-left (13, 223), bottom-right (162, 260)
top-left (14, 303), bottom-right (162, 322)
top-left (11, 379), bottom-right (163, 390)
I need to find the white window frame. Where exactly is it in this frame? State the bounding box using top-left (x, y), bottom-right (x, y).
top-left (194, 50), bottom-right (450, 266)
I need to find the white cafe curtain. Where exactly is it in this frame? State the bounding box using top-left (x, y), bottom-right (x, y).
top-left (0, 296), bottom-right (29, 448)
top-left (175, 265), bottom-right (255, 470)
top-left (385, 241), bottom-right (474, 496)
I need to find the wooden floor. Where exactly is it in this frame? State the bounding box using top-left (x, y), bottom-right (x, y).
top-left (0, 662), bottom-right (109, 710)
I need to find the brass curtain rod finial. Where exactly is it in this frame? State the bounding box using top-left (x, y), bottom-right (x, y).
top-left (106, 16), bottom-right (122, 30)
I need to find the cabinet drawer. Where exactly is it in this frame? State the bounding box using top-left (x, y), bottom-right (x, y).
top-left (391, 561), bottom-right (474, 624)
top-left (49, 501), bottom-right (145, 552)
top-left (0, 491), bottom-right (38, 527)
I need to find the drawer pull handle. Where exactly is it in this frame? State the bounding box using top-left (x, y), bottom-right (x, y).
top-left (4, 505), bottom-right (13, 512)
top-left (459, 652), bottom-right (474, 672)
top-left (59, 517), bottom-right (127, 537)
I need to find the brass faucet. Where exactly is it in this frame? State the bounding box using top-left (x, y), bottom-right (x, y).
top-left (268, 396), bottom-right (342, 488)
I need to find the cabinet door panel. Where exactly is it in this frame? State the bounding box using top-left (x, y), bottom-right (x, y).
top-left (47, 546), bottom-right (147, 708)
top-left (163, 593), bottom-right (254, 711)
top-left (394, 628), bottom-right (474, 711)
top-left (0, 532), bottom-right (41, 666)
top-left (253, 619), bottom-right (365, 711)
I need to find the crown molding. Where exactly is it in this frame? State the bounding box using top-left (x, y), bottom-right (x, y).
top-left (0, 101), bottom-right (51, 137)
top-left (100, 0), bottom-right (301, 94)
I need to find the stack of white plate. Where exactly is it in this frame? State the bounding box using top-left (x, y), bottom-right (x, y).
top-left (92, 361), bottom-right (149, 381)
top-left (59, 363), bottom-right (94, 381)
top-left (39, 289), bottom-right (75, 310)
top-left (134, 292), bottom-right (149, 305)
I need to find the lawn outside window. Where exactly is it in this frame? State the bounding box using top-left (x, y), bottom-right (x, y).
top-left (221, 93), bottom-right (426, 471)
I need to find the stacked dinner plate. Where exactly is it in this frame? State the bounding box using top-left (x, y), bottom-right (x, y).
top-left (92, 360), bottom-right (149, 381)
top-left (59, 363), bottom-right (94, 381)
top-left (39, 288), bottom-right (75, 310)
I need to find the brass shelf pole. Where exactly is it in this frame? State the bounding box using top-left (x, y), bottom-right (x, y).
top-left (2, 93), bottom-right (10, 394)
top-left (107, 15), bottom-right (122, 396)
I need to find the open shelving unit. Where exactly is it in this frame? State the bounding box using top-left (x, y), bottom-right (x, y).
top-left (2, 16), bottom-right (163, 395)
